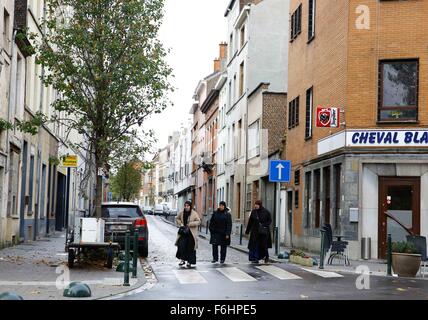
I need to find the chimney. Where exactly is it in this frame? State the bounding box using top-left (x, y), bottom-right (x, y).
top-left (214, 58), bottom-right (220, 72)
top-left (219, 42), bottom-right (228, 60)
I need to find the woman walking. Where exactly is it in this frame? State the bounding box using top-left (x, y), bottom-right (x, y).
top-left (175, 201), bottom-right (201, 268)
top-left (209, 201), bottom-right (232, 264)
top-left (245, 200), bottom-right (272, 263)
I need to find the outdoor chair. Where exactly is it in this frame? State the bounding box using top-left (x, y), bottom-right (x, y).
top-left (406, 235), bottom-right (427, 278)
top-left (323, 223), bottom-right (350, 266)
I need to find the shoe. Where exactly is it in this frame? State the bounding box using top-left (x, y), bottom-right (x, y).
top-left (220, 260), bottom-right (225, 264)
top-left (211, 260), bottom-right (218, 263)
top-left (186, 262), bottom-right (192, 268)
top-left (179, 260), bottom-right (185, 266)
top-left (250, 260), bottom-right (258, 264)
top-left (264, 257), bottom-right (269, 263)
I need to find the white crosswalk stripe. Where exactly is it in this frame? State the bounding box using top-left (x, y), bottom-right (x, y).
top-left (162, 265), bottom-right (345, 285)
top-left (216, 267), bottom-right (257, 282)
top-left (256, 265), bottom-right (302, 280)
top-left (300, 267), bottom-right (344, 278)
top-left (172, 269), bottom-right (208, 284)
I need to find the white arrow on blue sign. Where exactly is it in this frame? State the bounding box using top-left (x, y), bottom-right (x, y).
top-left (269, 160), bottom-right (291, 183)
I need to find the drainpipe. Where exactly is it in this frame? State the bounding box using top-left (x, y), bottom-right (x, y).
top-left (6, 29), bottom-right (18, 174)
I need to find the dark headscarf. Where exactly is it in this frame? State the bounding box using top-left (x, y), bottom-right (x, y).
top-left (184, 200), bottom-right (192, 212)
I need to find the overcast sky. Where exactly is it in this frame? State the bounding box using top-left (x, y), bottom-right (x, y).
top-left (144, 0), bottom-right (229, 157)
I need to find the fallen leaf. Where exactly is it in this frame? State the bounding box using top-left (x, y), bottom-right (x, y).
top-left (300, 295), bottom-right (309, 299)
top-left (397, 288), bottom-right (407, 292)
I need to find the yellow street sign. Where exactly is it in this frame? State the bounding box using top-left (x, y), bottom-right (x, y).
top-left (62, 155), bottom-right (78, 167)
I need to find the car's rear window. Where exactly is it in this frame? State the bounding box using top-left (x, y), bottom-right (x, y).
top-left (102, 206), bottom-right (143, 218)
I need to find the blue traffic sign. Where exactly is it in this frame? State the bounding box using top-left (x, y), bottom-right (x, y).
top-left (269, 160), bottom-right (291, 183)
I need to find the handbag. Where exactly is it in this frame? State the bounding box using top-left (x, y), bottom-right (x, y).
top-left (178, 225), bottom-right (190, 236)
top-left (256, 212), bottom-right (269, 235)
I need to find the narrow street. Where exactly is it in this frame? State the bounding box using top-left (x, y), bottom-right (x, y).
top-left (116, 216), bottom-right (428, 300)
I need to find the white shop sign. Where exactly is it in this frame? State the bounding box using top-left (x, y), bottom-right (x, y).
top-left (346, 129), bottom-right (428, 147)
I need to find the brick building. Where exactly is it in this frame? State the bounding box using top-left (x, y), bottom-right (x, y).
top-left (284, 0), bottom-right (428, 259)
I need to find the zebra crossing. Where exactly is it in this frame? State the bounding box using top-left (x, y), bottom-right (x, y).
top-left (155, 264), bottom-right (344, 285)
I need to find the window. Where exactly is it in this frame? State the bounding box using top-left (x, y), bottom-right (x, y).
top-left (379, 60), bottom-right (418, 121)
top-left (308, 0), bottom-right (316, 41)
top-left (248, 120), bottom-right (260, 158)
top-left (290, 4), bottom-right (302, 41)
top-left (240, 25), bottom-right (246, 48)
top-left (334, 164), bottom-right (342, 229)
top-left (314, 169), bottom-right (321, 228)
top-left (295, 190), bottom-right (299, 208)
top-left (229, 33), bottom-right (233, 59)
top-left (237, 120), bottom-right (242, 157)
top-left (3, 9), bottom-right (10, 48)
top-left (246, 183), bottom-right (252, 211)
top-left (323, 166), bottom-right (331, 224)
top-left (231, 124), bottom-right (235, 160)
top-left (295, 169), bottom-right (300, 185)
top-left (305, 87), bottom-right (313, 139)
top-left (288, 96), bottom-right (300, 129)
top-left (228, 81), bottom-right (232, 109)
top-left (305, 172), bottom-right (311, 228)
top-left (233, 74), bottom-right (237, 104)
top-left (239, 62), bottom-right (245, 97)
top-left (28, 155), bottom-right (35, 213)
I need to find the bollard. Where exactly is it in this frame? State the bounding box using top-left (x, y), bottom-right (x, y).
top-left (240, 224), bottom-right (243, 245)
top-left (132, 228), bottom-right (138, 278)
top-left (387, 233), bottom-right (392, 276)
top-left (124, 231), bottom-right (130, 286)
top-left (275, 227), bottom-right (279, 256)
top-left (319, 228), bottom-right (326, 269)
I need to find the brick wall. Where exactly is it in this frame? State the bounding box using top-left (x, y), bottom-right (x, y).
top-left (347, 0), bottom-right (428, 128)
top-left (284, 0), bottom-right (349, 236)
top-left (262, 92), bottom-right (287, 156)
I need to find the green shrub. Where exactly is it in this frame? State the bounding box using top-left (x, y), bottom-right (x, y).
top-left (392, 241), bottom-right (420, 254)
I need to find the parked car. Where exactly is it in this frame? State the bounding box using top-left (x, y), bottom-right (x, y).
top-left (101, 202), bottom-right (149, 257)
top-left (167, 208), bottom-right (178, 217)
top-left (153, 204), bottom-right (166, 216)
top-left (142, 206), bottom-right (153, 215)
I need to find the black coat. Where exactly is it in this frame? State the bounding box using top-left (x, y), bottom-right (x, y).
top-left (209, 209), bottom-right (232, 246)
top-left (245, 207), bottom-right (273, 250)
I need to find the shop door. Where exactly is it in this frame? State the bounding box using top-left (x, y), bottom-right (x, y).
top-left (378, 177), bottom-right (420, 259)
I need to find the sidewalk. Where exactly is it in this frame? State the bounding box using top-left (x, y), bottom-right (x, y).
top-left (0, 232), bottom-right (147, 300)
top-left (162, 216), bottom-right (428, 279)
top-left (194, 220), bottom-right (406, 278)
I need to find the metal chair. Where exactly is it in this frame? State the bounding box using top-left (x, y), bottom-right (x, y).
top-left (406, 235), bottom-right (427, 277)
top-left (324, 223), bottom-right (350, 266)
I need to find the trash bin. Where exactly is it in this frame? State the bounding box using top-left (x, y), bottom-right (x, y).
top-left (361, 237), bottom-right (371, 260)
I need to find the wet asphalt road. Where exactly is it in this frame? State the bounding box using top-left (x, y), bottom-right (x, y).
top-left (117, 215), bottom-right (428, 300)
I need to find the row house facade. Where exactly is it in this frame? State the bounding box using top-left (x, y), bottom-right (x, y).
top-left (173, 120), bottom-right (193, 211)
top-left (190, 70), bottom-right (220, 220)
top-left (222, 0), bottom-right (289, 235)
top-left (284, 0), bottom-right (428, 259)
top-left (0, 0), bottom-right (92, 247)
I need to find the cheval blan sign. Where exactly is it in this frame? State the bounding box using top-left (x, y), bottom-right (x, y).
top-left (346, 130), bottom-right (428, 147)
top-left (317, 129), bottom-right (428, 155)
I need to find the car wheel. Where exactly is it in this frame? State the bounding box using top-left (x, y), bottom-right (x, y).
top-left (139, 242), bottom-right (148, 258)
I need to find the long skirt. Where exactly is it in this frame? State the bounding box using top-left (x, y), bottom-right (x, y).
top-left (248, 235), bottom-right (269, 262)
top-left (176, 233), bottom-right (197, 264)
